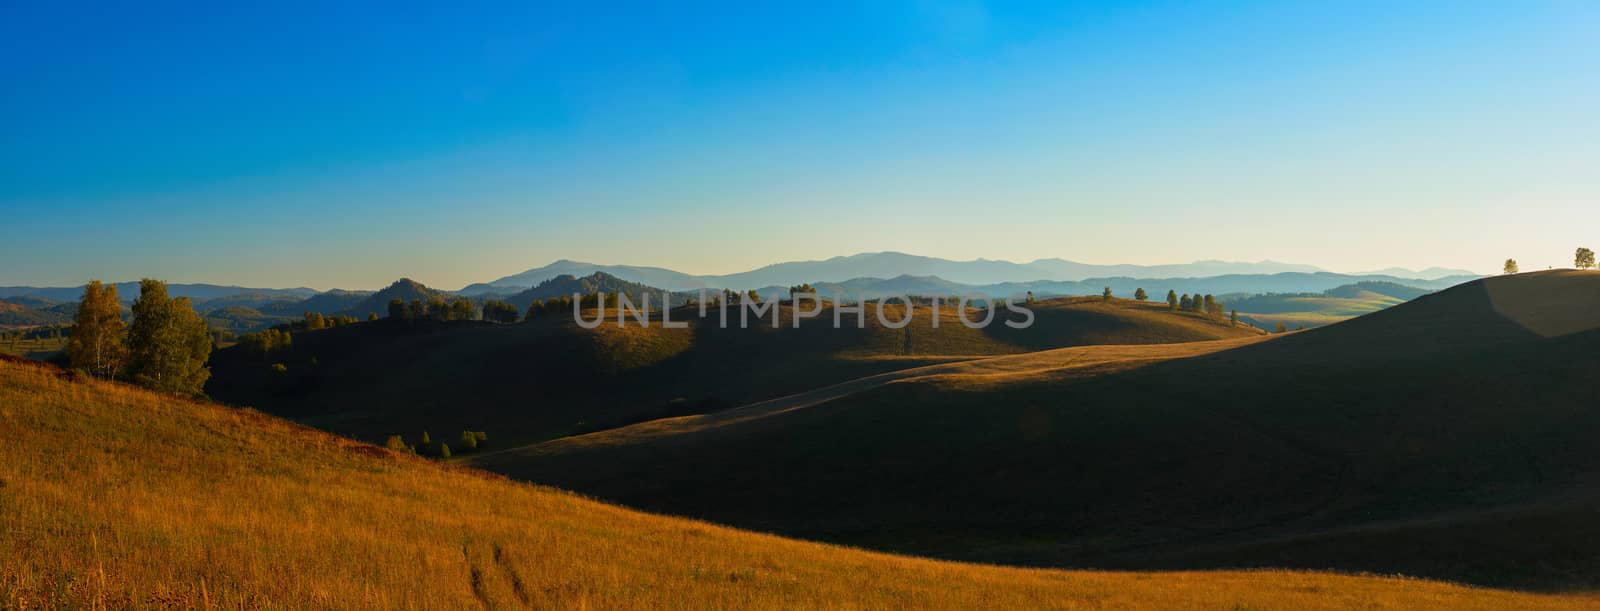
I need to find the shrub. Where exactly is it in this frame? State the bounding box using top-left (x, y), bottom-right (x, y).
top-left (384, 435), bottom-right (407, 452)
top-left (460, 430), bottom-right (477, 451)
top-left (438, 443), bottom-right (451, 459)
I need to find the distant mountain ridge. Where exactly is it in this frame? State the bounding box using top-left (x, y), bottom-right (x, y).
top-left (460, 252), bottom-right (1476, 294)
top-left (0, 283), bottom-right (318, 303)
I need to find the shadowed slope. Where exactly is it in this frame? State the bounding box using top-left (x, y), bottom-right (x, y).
top-left (471, 272), bottom-right (1600, 590)
top-left (207, 296), bottom-right (1258, 448)
top-left (7, 357), bottom-right (1590, 609)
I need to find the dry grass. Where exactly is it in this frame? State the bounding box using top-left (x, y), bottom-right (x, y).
top-left (2, 358), bottom-right (1590, 609)
top-left (1484, 270), bottom-right (1600, 337)
top-left (475, 336), bottom-right (1277, 462)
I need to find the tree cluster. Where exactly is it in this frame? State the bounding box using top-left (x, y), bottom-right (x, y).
top-left (300, 311), bottom-right (357, 331)
top-left (525, 295), bottom-right (576, 319)
top-left (383, 430), bottom-right (487, 458)
top-left (68, 279), bottom-right (214, 396)
top-left (387, 296), bottom-right (476, 321)
top-left (238, 328), bottom-right (292, 356)
top-left (1172, 292), bottom-right (1225, 317)
top-left (481, 299), bottom-right (519, 323)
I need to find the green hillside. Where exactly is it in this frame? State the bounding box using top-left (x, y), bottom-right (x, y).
top-left (206, 296), bottom-right (1259, 449)
top-left (1230, 281), bottom-right (1433, 329)
top-left (471, 271), bottom-right (1600, 590)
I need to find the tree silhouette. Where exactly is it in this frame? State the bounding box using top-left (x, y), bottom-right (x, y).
top-left (1576, 247), bottom-right (1596, 270)
top-left (1503, 259), bottom-right (1518, 275)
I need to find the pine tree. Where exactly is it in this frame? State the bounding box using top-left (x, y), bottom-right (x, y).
top-left (68, 280), bottom-right (129, 378)
top-left (125, 279), bottom-right (212, 395)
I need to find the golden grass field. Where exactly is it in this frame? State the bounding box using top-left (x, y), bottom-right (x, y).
top-left (3, 357), bottom-right (1595, 609)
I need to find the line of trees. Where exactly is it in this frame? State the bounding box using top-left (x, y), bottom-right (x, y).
top-left (482, 299), bottom-right (519, 323)
top-left (1165, 291), bottom-right (1226, 318)
top-left (386, 296), bottom-right (475, 321)
top-left (69, 279), bottom-right (213, 396)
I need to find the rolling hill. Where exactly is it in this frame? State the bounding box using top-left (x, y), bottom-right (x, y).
top-left (339, 278), bottom-right (447, 317)
top-left (0, 299), bottom-right (71, 329)
top-left (469, 270), bottom-right (1600, 590)
top-left (206, 295), bottom-right (1260, 450)
top-left (497, 272), bottom-right (695, 308)
top-left (1228, 281), bottom-right (1435, 329)
top-left (6, 356), bottom-right (1585, 609)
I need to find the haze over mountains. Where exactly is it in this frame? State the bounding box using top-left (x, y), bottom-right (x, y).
top-left (0, 252), bottom-right (1481, 307)
top-left (0, 252), bottom-right (1483, 335)
top-left (460, 252), bottom-right (1477, 294)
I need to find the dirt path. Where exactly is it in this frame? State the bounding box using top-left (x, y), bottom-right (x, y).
top-left (468, 336), bottom-right (1273, 465)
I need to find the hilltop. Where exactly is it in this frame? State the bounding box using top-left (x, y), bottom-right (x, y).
top-left (471, 271), bottom-right (1600, 590)
top-left (2, 356), bottom-right (1589, 609)
top-left (497, 271), bottom-right (693, 307)
top-left (341, 278), bottom-right (446, 317)
top-left (206, 295), bottom-right (1259, 448)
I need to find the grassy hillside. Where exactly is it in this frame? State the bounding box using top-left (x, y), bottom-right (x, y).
top-left (207, 296), bottom-right (1258, 448)
top-left (1229, 281), bottom-right (1431, 329)
top-left (472, 271), bottom-right (1600, 590)
top-left (0, 298), bottom-right (71, 329)
top-left (2, 356), bottom-right (1590, 609)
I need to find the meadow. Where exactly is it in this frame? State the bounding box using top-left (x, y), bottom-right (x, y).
top-left (469, 272), bottom-right (1600, 590)
top-left (204, 296), bottom-right (1257, 449)
top-left (3, 355), bottom-right (1593, 609)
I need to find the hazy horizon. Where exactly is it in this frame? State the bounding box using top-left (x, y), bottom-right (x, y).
top-left (4, 2), bottom-right (1596, 288)
top-left (0, 250), bottom-right (1488, 293)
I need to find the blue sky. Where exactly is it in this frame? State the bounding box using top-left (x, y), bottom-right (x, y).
top-left (2, 1), bottom-right (1596, 289)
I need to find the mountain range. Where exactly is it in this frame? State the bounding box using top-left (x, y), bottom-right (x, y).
top-left (459, 252), bottom-right (1477, 294)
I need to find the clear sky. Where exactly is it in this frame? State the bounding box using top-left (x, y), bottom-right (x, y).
top-left (3, 1), bottom-right (1596, 290)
